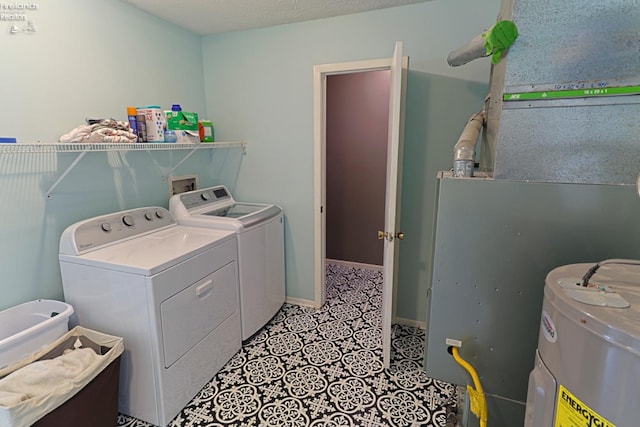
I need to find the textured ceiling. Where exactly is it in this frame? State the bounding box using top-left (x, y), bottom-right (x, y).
top-left (121, 0), bottom-right (432, 35)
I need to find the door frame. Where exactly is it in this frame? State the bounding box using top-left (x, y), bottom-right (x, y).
top-left (313, 58), bottom-right (393, 309)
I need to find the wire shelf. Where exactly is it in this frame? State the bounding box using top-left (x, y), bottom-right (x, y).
top-left (0, 141), bottom-right (246, 154)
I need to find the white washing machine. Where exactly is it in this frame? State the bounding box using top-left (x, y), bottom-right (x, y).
top-left (169, 185), bottom-right (285, 340)
top-left (525, 262), bottom-right (640, 427)
top-left (58, 206), bottom-right (241, 426)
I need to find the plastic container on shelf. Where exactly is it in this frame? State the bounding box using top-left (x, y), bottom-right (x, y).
top-left (126, 107), bottom-right (138, 137)
top-left (137, 106), bottom-right (166, 142)
top-left (164, 130), bottom-right (177, 143)
top-left (199, 120), bottom-right (214, 142)
top-left (135, 113), bottom-right (147, 142)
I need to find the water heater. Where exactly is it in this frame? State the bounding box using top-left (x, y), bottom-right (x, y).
top-left (525, 262), bottom-right (640, 426)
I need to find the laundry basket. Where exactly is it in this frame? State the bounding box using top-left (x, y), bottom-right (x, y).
top-left (0, 299), bottom-right (74, 370)
top-left (0, 326), bottom-right (124, 427)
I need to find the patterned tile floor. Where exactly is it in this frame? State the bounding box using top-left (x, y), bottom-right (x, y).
top-left (117, 263), bottom-right (457, 427)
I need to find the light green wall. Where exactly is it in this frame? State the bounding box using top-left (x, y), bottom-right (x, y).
top-left (0, 0), bottom-right (237, 311)
top-left (1, 0), bottom-right (206, 142)
top-left (400, 74), bottom-right (488, 320)
top-left (201, 0), bottom-right (501, 320)
top-left (0, 0), bottom-right (501, 322)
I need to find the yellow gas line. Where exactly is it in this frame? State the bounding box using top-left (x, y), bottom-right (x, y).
top-left (451, 346), bottom-right (488, 427)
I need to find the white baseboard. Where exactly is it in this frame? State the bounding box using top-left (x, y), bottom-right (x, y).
top-left (394, 317), bottom-right (426, 330)
top-left (325, 258), bottom-right (383, 272)
top-left (285, 298), bottom-right (425, 330)
top-left (285, 296), bottom-right (315, 308)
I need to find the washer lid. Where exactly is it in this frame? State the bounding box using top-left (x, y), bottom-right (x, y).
top-left (546, 263), bottom-right (640, 352)
top-left (169, 185), bottom-right (282, 228)
top-left (204, 203), bottom-right (266, 218)
top-left (59, 226), bottom-right (234, 276)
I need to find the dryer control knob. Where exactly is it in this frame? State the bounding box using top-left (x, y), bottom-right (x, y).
top-left (101, 222), bottom-right (112, 232)
top-left (201, 192), bottom-right (211, 201)
top-left (144, 212), bottom-right (154, 221)
top-left (122, 215), bottom-right (135, 227)
top-left (155, 210), bottom-right (164, 219)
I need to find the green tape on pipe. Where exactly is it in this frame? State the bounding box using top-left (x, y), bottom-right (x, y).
top-left (504, 85), bottom-right (640, 101)
top-left (482, 20), bottom-right (519, 64)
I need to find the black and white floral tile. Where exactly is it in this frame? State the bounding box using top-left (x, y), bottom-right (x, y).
top-left (117, 263), bottom-right (457, 427)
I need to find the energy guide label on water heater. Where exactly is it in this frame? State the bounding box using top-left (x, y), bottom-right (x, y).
top-left (555, 385), bottom-right (615, 427)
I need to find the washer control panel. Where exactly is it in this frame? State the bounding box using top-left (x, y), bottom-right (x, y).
top-left (179, 185), bottom-right (232, 210)
top-left (64, 207), bottom-right (176, 254)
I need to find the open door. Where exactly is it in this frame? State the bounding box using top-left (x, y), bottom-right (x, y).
top-left (313, 42), bottom-right (407, 368)
top-left (380, 41), bottom-right (407, 368)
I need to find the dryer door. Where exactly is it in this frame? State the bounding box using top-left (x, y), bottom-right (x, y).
top-left (161, 261), bottom-right (238, 367)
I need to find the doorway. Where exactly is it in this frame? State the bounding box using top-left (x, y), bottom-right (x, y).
top-left (314, 43), bottom-right (407, 368)
top-left (325, 70), bottom-right (390, 268)
top-left (312, 56), bottom-right (395, 309)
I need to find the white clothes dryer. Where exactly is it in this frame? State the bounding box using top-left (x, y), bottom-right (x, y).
top-left (59, 207), bottom-right (241, 426)
top-left (170, 185), bottom-right (285, 340)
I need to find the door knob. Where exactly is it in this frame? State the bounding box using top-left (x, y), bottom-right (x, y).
top-left (378, 230), bottom-right (404, 241)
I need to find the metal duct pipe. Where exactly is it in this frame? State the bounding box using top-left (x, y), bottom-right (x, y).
top-left (453, 110), bottom-right (485, 177)
top-left (447, 21), bottom-right (518, 67)
top-left (447, 34), bottom-right (488, 67)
